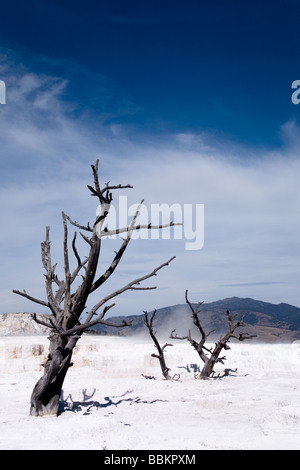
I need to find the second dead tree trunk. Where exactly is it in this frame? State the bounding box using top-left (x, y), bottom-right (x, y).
top-left (144, 309), bottom-right (173, 380)
top-left (171, 290), bottom-right (256, 379)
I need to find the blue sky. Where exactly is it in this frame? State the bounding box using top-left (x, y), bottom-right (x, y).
top-left (1, 0), bottom-right (299, 145)
top-left (0, 0), bottom-right (300, 315)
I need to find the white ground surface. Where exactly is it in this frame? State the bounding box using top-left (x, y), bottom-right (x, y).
top-left (0, 335), bottom-right (300, 450)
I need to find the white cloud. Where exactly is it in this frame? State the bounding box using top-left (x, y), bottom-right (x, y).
top-left (0, 49), bottom-right (300, 316)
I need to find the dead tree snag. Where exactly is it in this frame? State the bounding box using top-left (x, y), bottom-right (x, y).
top-left (13, 160), bottom-right (176, 416)
top-left (171, 290), bottom-right (256, 379)
top-left (144, 309), bottom-right (173, 380)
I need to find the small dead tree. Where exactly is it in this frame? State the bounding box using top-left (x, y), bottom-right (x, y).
top-left (171, 290), bottom-right (256, 379)
top-left (13, 160), bottom-right (177, 416)
top-left (144, 310), bottom-right (173, 380)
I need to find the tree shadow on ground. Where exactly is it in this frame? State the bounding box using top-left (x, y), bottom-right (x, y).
top-left (59, 388), bottom-right (167, 415)
top-left (178, 363), bottom-right (242, 379)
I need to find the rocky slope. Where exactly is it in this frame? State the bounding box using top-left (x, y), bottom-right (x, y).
top-left (0, 313), bottom-right (51, 335)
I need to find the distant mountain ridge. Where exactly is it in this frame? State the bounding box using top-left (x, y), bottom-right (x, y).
top-left (1, 297), bottom-right (299, 342)
top-left (91, 296), bottom-right (300, 342)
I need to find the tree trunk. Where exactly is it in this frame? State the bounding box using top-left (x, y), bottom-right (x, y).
top-left (30, 333), bottom-right (75, 417)
top-left (156, 353), bottom-right (171, 380)
top-left (30, 236), bottom-right (101, 417)
top-left (199, 341), bottom-right (225, 379)
top-left (144, 310), bottom-right (173, 380)
top-left (199, 359), bottom-right (214, 379)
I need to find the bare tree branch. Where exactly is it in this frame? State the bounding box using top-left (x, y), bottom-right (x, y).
top-left (65, 215), bottom-right (93, 232)
top-left (101, 220), bottom-right (180, 238)
top-left (12, 290), bottom-right (48, 307)
top-left (60, 303), bottom-right (132, 336)
top-left (102, 182), bottom-right (133, 193)
top-left (90, 236), bottom-right (130, 293)
top-left (62, 212), bottom-right (72, 312)
top-left (30, 313), bottom-right (62, 333)
top-left (89, 159), bottom-right (133, 205)
top-left (40, 226), bottom-right (63, 318)
top-left (86, 256), bottom-right (176, 321)
top-left (90, 199), bottom-right (145, 292)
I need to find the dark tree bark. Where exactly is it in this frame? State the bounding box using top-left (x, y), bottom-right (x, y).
top-left (171, 290), bottom-right (256, 379)
top-left (13, 160), bottom-right (177, 416)
top-left (144, 310), bottom-right (173, 380)
top-left (29, 333), bottom-right (74, 416)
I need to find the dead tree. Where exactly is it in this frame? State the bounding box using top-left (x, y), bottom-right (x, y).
top-left (13, 160), bottom-right (177, 416)
top-left (171, 290), bottom-right (256, 379)
top-left (144, 310), bottom-right (173, 380)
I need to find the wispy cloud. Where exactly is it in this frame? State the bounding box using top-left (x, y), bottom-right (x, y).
top-left (219, 282), bottom-right (287, 288)
top-left (1, 48), bottom-right (299, 314)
